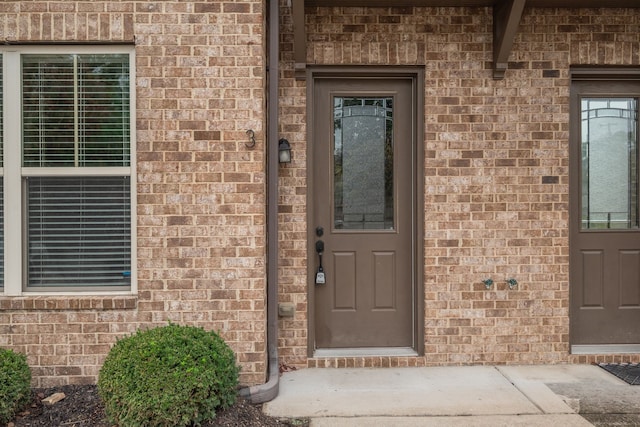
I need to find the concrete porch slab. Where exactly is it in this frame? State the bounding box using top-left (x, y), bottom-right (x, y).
top-left (309, 414), bottom-right (593, 426)
top-left (263, 366), bottom-right (553, 418)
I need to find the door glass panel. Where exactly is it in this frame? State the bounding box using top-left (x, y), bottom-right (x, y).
top-left (333, 97), bottom-right (394, 230)
top-left (581, 97), bottom-right (639, 229)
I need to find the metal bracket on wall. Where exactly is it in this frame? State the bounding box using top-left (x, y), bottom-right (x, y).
top-left (493, 0), bottom-right (526, 79)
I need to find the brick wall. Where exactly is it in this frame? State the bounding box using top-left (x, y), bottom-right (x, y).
top-left (0, 1), bottom-right (267, 387)
top-left (0, 1), bottom-right (638, 388)
top-left (277, 5), bottom-right (640, 368)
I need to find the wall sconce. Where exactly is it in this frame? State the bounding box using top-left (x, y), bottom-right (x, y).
top-left (278, 138), bottom-right (292, 164)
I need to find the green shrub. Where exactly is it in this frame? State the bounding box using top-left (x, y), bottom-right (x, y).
top-left (0, 348), bottom-right (32, 424)
top-left (98, 323), bottom-right (240, 427)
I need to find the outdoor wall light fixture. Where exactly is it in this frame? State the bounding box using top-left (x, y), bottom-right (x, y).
top-left (506, 278), bottom-right (518, 289)
top-left (278, 138), bottom-right (292, 163)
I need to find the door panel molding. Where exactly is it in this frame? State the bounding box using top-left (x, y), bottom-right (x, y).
top-left (333, 252), bottom-right (356, 310)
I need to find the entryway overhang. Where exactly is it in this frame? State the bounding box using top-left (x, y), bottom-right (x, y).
top-left (293, 0), bottom-right (640, 80)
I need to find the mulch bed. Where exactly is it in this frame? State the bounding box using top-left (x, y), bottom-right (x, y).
top-left (10, 384), bottom-right (306, 427)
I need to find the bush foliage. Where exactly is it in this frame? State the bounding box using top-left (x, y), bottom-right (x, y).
top-left (0, 348), bottom-right (32, 424)
top-left (98, 323), bottom-right (240, 427)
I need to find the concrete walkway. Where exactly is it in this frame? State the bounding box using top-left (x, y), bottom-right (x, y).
top-left (262, 365), bottom-right (627, 426)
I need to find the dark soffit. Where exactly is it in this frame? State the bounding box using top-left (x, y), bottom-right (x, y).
top-left (305, 0), bottom-right (640, 7)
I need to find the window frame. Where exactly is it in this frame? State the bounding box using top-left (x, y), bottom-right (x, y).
top-left (1, 45), bottom-right (137, 295)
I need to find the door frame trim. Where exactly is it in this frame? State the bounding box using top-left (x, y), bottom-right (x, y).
top-left (305, 66), bottom-right (425, 357)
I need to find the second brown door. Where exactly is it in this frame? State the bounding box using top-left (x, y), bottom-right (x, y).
top-left (570, 77), bottom-right (640, 350)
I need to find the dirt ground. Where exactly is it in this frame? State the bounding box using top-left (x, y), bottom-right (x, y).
top-left (9, 384), bottom-right (307, 427)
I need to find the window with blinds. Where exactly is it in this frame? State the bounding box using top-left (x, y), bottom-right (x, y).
top-left (26, 177), bottom-right (130, 287)
top-left (22, 54), bottom-right (130, 168)
top-left (18, 53), bottom-right (132, 290)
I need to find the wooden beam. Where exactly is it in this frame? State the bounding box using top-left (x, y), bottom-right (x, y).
top-left (293, 0), bottom-right (306, 80)
top-left (493, 0), bottom-right (526, 79)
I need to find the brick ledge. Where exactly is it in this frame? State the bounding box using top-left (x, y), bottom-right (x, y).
top-left (0, 295), bottom-right (138, 310)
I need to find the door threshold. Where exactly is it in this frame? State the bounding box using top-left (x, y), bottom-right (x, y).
top-left (314, 347), bottom-right (418, 358)
top-left (572, 344), bottom-right (640, 354)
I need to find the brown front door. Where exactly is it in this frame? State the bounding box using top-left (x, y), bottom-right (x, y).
top-left (311, 75), bottom-right (417, 351)
top-left (570, 76), bottom-right (640, 350)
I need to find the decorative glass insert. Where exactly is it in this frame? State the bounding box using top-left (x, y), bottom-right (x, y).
top-left (333, 97), bottom-right (394, 230)
top-left (22, 54), bottom-right (130, 167)
top-left (581, 97), bottom-right (639, 229)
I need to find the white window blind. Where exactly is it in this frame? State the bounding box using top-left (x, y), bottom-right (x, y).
top-left (22, 54), bottom-right (130, 168)
top-left (27, 177), bottom-right (131, 287)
